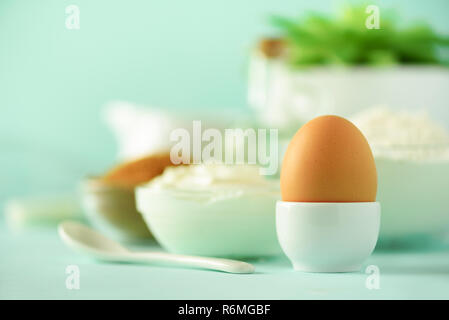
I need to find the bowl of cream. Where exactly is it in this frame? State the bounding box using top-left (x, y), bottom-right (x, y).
top-left (135, 164), bottom-right (282, 257)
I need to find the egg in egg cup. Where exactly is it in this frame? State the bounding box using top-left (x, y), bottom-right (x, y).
top-left (277, 115), bottom-right (380, 272)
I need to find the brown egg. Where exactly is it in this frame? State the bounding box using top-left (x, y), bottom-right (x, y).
top-left (280, 115), bottom-right (377, 202)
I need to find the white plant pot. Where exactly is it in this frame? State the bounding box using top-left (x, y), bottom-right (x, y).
top-left (248, 53), bottom-right (449, 129)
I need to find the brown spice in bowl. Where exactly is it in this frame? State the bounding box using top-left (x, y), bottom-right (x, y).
top-left (102, 153), bottom-right (175, 188)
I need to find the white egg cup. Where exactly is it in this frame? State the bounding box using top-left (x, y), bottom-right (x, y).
top-left (276, 201), bottom-right (380, 272)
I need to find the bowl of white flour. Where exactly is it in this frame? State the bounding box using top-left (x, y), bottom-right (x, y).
top-left (351, 107), bottom-right (449, 239)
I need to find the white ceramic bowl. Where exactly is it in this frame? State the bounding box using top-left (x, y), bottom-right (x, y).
top-left (376, 156), bottom-right (449, 238)
top-left (80, 178), bottom-right (152, 241)
top-left (276, 201), bottom-right (380, 272)
top-left (248, 56), bottom-right (449, 129)
top-left (136, 186), bottom-right (282, 257)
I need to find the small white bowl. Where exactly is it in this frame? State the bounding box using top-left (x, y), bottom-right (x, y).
top-left (80, 178), bottom-right (152, 241)
top-left (375, 155), bottom-right (449, 239)
top-left (276, 201), bottom-right (380, 272)
top-left (136, 186), bottom-right (282, 257)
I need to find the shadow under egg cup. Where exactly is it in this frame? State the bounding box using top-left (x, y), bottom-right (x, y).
top-left (276, 201), bottom-right (380, 272)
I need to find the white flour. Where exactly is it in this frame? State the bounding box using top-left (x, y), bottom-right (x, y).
top-left (351, 107), bottom-right (449, 161)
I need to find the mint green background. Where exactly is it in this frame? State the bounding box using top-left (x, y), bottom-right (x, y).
top-left (1, 1), bottom-right (449, 299)
top-left (1, 0), bottom-right (449, 203)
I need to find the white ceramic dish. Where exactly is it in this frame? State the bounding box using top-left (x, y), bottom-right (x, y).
top-left (248, 54), bottom-right (449, 129)
top-left (80, 178), bottom-right (152, 241)
top-left (136, 186), bottom-right (282, 257)
top-left (276, 201), bottom-right (380, 272)
top-left (376, 156), bottom-right (449, 238)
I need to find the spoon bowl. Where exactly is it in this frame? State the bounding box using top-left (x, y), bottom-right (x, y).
top-left (59, 221), bottom-right (129, 257)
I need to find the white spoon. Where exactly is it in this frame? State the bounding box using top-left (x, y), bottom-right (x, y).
top-left (58, 221), bottom-right (255, 274)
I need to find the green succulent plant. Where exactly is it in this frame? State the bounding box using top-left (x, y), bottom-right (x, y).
top-left (271, 5), bottom-right (449, 68)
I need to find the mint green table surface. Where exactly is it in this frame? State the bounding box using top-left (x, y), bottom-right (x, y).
top-left (1, 219), bottom-right (449, 300)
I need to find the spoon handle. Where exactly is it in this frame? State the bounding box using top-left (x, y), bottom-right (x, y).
top-left (127, 251), bottom-right (255, 274)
